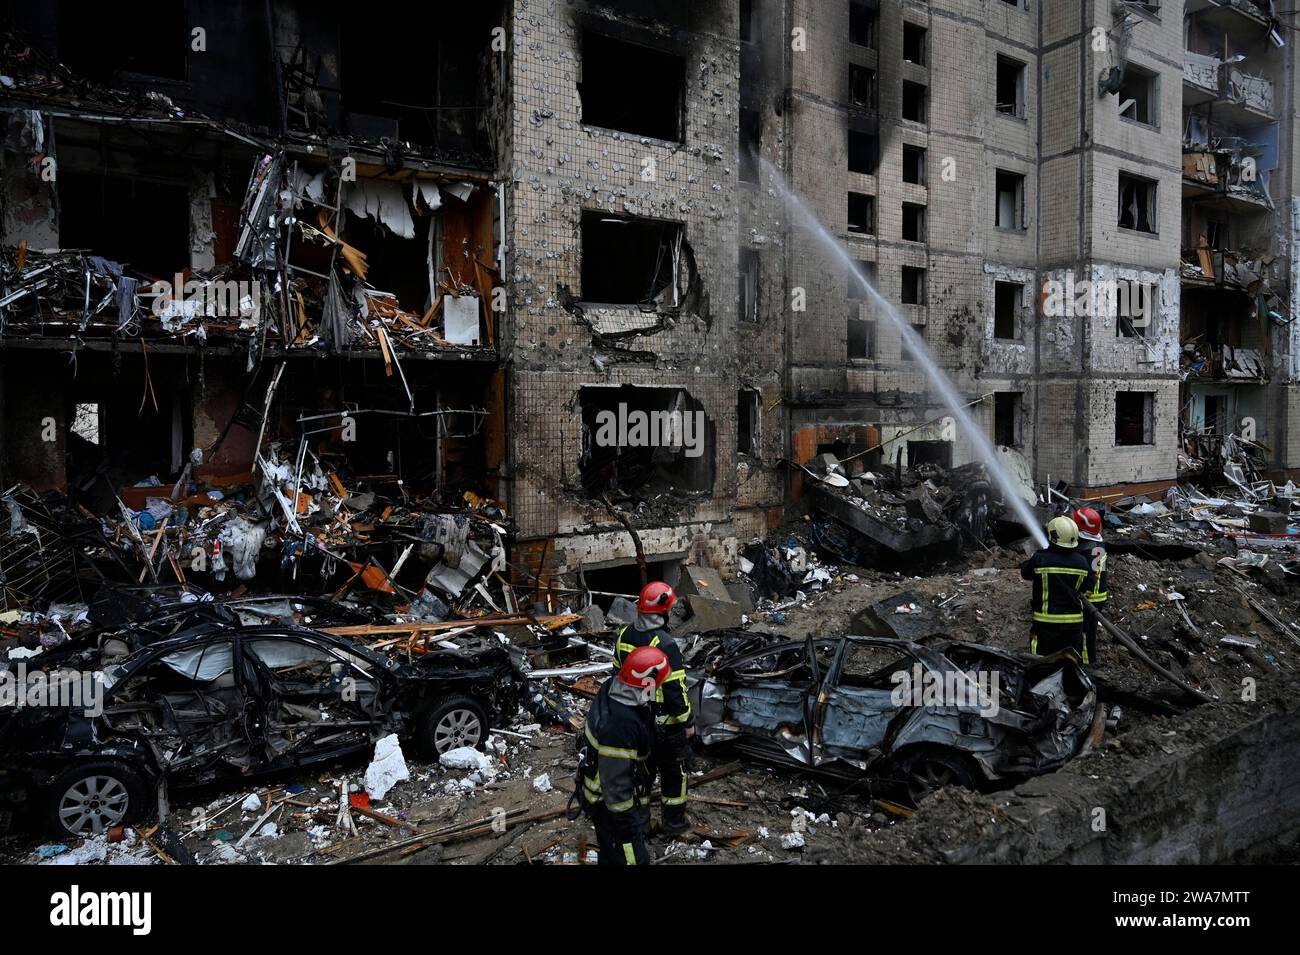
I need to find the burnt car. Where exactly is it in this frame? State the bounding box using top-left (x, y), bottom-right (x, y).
top-left (688, 632), bottom-right (1097, 803)
top-left (0, 623), bottom-right (522, 837)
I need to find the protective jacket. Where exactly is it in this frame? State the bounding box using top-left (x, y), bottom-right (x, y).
top-left (1019, 545), bottom-right (1094, 625)
top-left (614, 619), bottom-right (692, 729)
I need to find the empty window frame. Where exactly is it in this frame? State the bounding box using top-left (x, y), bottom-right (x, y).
top-left (902, 22), bottom-right (927, 65)
top-left (739, 107), bottom-right (761, 183)
top-left (1118, 64), bottom-right (1158, 126)
top-left (848, 127), bottom-right (879, 174)
top-left (740, 0), bottom-right (757, 43)
top-left (901, 266), bottom-right (926, 305)
top-left (57, 0), bottom-right (188, 82)
top-left (849, 1), bottom-right (877, 49)
top-left (902, 144), bottom-right (926, 184)
top-left (996, 55), bottom-right (1026, 118)
top-left (847, 261), bottom-right (877, 301)
top-left (1115, 391), bottom-right (1155, 446)
top-left (1116, 281), bottom-right (1152, 338)
top-left (849, 64), bottom-right (877, 108)
top-left (994, 392), bottom-right (1022, 446)
top-left (902, 202), bottom-right (926, 242)
top-left (578, 32), bottom-right (684, 141)
top-left (57, 171), bottom-right (191, 276)
top-left (1118, 173), bottom-right (1157, 233)
top-left (902, 81), bottom-right (928, 123)
top-left (739, 248), bottom-right (759, 322)
top-left (995, 170), bottom-right (1025, 229)
top-left (738, 388), bottom-right (761, 455)
top-left (994, 281), bottom-right (1023, 339)
top-left (848, 309), bottom-right (876, 359)
top-left (580, 212), bottom-right (682, 305)
top-left (579, 386), bottom-right (714, 495)
top-left (71, 403), bottom-right (102, 446)
top-left (901, 322), bottom-right (927, 359)
top-left (848, 192), bottom-right (875, 234)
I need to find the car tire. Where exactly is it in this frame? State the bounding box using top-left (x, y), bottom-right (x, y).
top-left (43, 760), bottom-right (149, 838)
top-left (415, 695), bottom-right (490, 761)
top-left (897, 748), bottom-right (977, 806)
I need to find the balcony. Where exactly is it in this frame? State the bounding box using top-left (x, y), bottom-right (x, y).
top-left (1182, 344), bottom-right (1269, 383)
top-left (1182, 53), bottom-right (1275, 122)
top-left (1186, 0), bottom-right (1273, 31)
top-left (1182, 148), bottom-right (1273, 215)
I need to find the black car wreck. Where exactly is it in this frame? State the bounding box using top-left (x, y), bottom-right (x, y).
top-left (0, 622), bottom-right (523, 837)
top-left (687, 632), bottom-right (1098, 803)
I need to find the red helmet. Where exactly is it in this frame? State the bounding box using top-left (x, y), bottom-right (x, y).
top-left (637, 581), bottom-right (677, 615)
top-left (618, 645), bottom-right (671, 690)
top-left (1072, 507), bottom-right (1103, 541)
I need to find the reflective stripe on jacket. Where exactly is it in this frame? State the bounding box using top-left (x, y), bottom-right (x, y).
top-left (614, 624), bottom-right (692, 728)
top-left (579, 680), bottom-right (655, 812)
top-left (1019, 545), bottom-right (1094, 625)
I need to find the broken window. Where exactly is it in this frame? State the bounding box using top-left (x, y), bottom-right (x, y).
top-left (1116, 282), bottom-right (1152, 338)
top-left (739, 107), bottom-right (762, 183)
top-left (903, 22), bottom-right (927, 65)
top-left (903, 145), bottom-right (926, 184)
top-left (902, 322), bottom-right (927, 359)
top-left (1203, 394), bottom-right (1227, 435)
top-left (995, 170), bottom-right (1025, 230)
top-left (848, 261), bottom-right (876, 301)
top-left (340, 7), bottom-right (496, 151)
top-left (902, 81), bottom-right (928, 123)
top-left (994, 392), bottom-right (1022, 447)
top-left (578, 32), bottom-right (684, 142)
top-left (57, 0), bottom-right (188, 83)
top-left (58, 171), bottom-right (190, 277)
top-left (908, 439), bottom-right (952, 467)
top-left (738, 389), bottom-right (761, 455)
top-left (344, 213), bottom-right (432, 317)
top-left (850, 1), bottom-right (877, 48)
top-left (850, 64), bottom-right (878, 109)
top-left (996, 55), bottom-right (1026, 118)
top-left (902, 203), bottom-right (926, 242)
top-left (1118, 64), bottom-right (1158, 126)
top-left (579, 386), bottom-right (714, 497)
top-left (580, 212), bottom-right (682, 305)
top-left (583, 561), bottom-right (680, 613)
top-left (1115, 391), bottom-right (1155, 446)
top-left (1206, 218), bottom-right (1228, 252)
top-left (839, 643), bottom-right (914, 688)
top-left (1118, 173), bottom-right (1157, 233)
top-left (848, 310), bottom-right (876, 360)
top-left (740, 0), bottom-right (757, 42)
top-left (901, 266), bottom-right (926, 306)
top-left (849, 128), bottom-right (879, 174)
top-left (994, 281), bottom-right (1022, 339)
top-left (739, 248), bottom-right (760, 323)
top-left (848, 192), bottom-right (875, 234)
top-left (71, 403), bottom-right (101, 446)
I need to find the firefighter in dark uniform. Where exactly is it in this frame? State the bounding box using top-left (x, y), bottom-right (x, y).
top-left (577, 645), bottom-right (671, 865)
top-left (612, 582), bottom-right (693, 835)
top-left (1073, 506), bottom-right (1109, 664)
top-left (1020, 516), bottom-right (1096, 659)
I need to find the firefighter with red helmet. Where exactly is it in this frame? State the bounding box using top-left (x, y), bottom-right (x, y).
top-left (612, 581), bottom-right (694, 834)
top-left (1073, 506), bottom-right (1108, 664)
top-left (577, 645), bottom-right (670, 865)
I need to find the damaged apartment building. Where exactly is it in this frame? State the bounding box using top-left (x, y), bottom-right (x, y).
top-left (0, 1), bottom-right (509, 605)
top-left (6, 0), bottom-right (1300, 610)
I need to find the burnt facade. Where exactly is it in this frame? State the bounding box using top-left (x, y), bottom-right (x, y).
top-left (6, 1), bottom-right (1300, 605)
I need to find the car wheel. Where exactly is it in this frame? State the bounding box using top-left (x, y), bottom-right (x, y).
top-left (898, 748), bottom-right (977, 806)
top-left (44, 760), bottom-right (148, 838)
top-left (415, 695), bottom-right (489, 760)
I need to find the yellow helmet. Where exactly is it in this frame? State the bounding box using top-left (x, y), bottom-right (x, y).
top-left (1046, 515), bottom-right (1079, 548)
